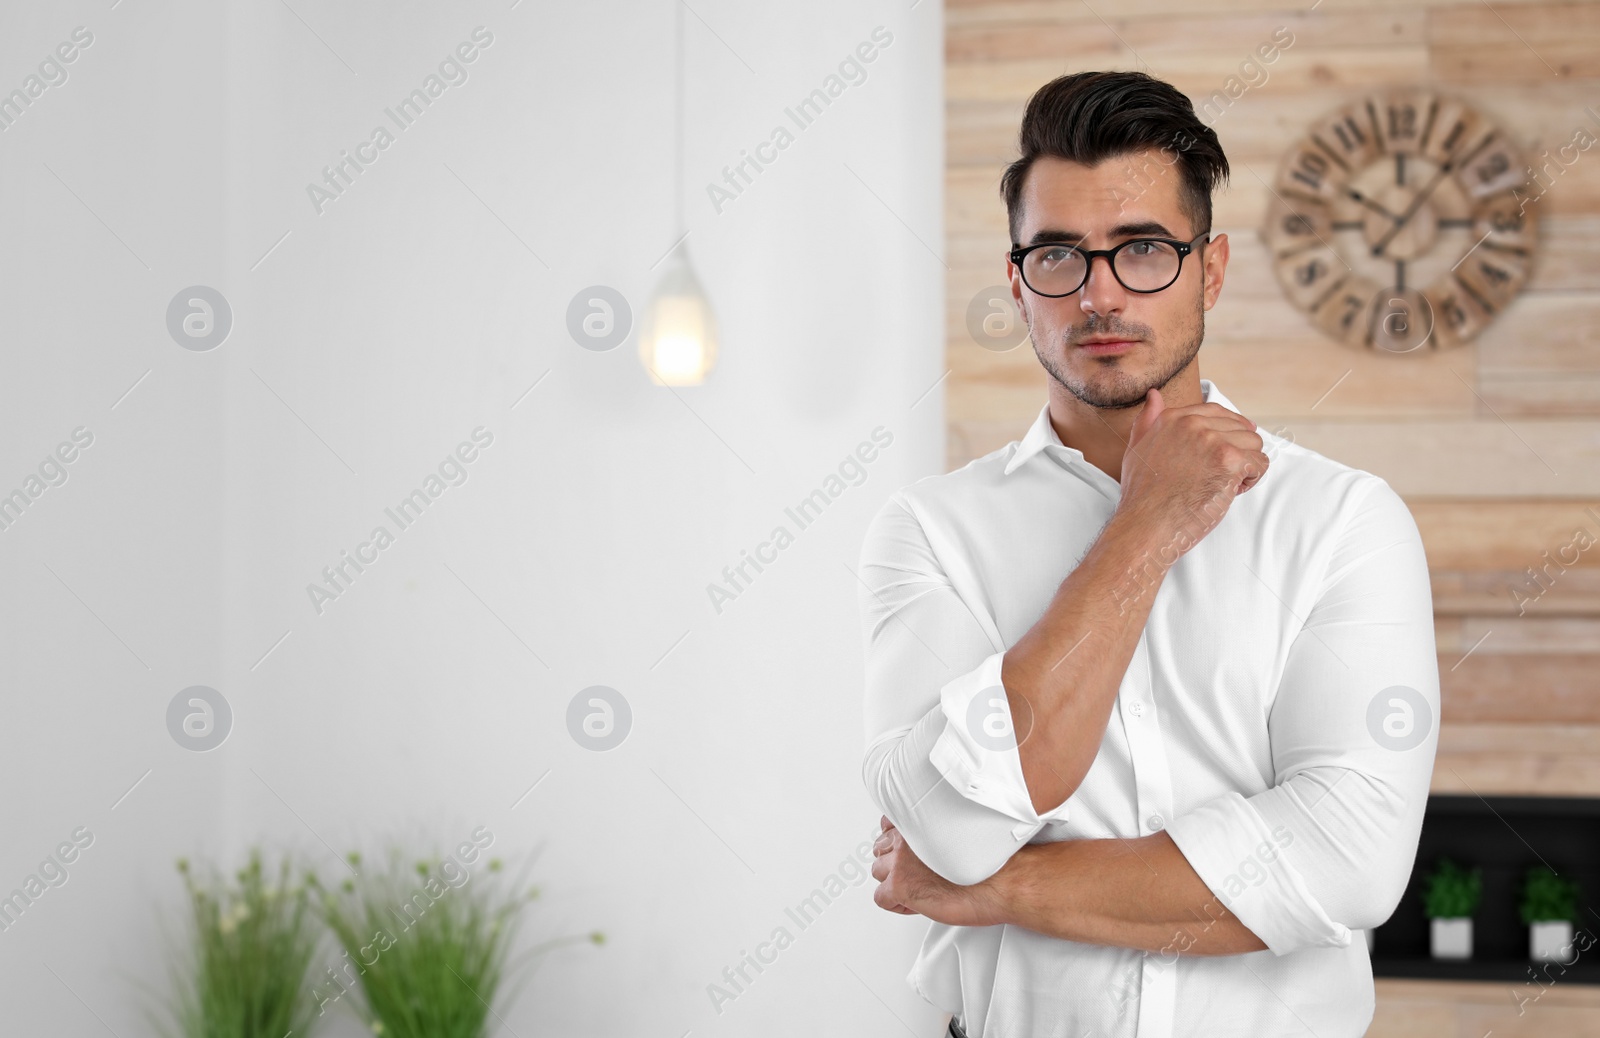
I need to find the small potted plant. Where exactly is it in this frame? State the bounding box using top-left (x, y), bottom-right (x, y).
top-left (309, 846), bottom-right (602, 1038)
top-left (148, 849), bottom-right (323, 1038)
top-left (1422, 857), bottom-right (1481, 960)
top-left (1519, 865), bottom-right (1581, 962)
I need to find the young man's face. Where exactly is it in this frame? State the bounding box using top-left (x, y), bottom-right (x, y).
top-left (1007, 148), bottom-right (1230, 410)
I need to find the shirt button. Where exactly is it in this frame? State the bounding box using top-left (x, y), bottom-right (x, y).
top-left (1129, 701), bottom-right (1144, 717)
top-left (1147, 813), bottom-right (1165, 831)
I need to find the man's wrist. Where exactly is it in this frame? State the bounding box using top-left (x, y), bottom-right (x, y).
top-left (973, 842), bottom-right (1048, 930)
top-left (1097, 507), bottom-right (1180, 614)
top-left (1103, 501), bottom-right (1177, 560)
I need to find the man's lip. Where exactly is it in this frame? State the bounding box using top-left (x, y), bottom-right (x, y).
top-left (1077, 338), bottom-right (1138, 351)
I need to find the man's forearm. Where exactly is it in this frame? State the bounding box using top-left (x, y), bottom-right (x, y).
top-left (982, 831), bottom-right (1268, 956)
top-left (1003, 505), bottom-right (1176, 815)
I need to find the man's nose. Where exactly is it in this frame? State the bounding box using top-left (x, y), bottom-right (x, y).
top-left (1080, 254), bottom-right (1127, 317)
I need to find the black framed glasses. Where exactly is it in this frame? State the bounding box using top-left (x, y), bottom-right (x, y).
top-left (1009, 231), bottom-right (1210, 297)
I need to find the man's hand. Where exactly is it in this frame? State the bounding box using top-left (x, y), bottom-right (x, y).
top-left (1117, 387), bottom-right (1269, 558)
top-left (871, 816), bottom-right (1003, 927)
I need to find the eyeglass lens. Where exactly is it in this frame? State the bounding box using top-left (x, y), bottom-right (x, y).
top-left (1024, 240), bottom-right (1183, 295)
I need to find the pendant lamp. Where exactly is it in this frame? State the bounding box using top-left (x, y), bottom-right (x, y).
top-left (640, 0), bottom-right (717, 386)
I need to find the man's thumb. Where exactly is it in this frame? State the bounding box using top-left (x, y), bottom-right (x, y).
top-left (1131, 387), bottom-right (1164, 443)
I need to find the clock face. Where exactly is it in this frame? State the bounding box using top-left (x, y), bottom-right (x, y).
top-left (1261, 92), bottom-right (1536, 352)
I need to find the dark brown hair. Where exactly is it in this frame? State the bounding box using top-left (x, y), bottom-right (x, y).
top-left (999, 71), bottom-right (1229, 244)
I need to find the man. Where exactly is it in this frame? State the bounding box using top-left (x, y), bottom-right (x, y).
top-left (858, 71), bottom-right (1439, 1038)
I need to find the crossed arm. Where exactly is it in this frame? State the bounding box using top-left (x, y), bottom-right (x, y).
top-left (858, 491), bottom-right (1265, 955)
top-left (871, 815), bottom-right (1267, 956)
top-left (857, 478), bottom-right (1439, 959)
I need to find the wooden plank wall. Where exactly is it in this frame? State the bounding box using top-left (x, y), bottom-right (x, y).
top-left (945, 4), bottom-right (1600, 1028)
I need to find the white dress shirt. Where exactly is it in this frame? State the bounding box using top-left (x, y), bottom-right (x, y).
top-left (858, 379), bottom-right (1440, 1038)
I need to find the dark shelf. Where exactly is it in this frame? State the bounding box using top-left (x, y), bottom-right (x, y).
top-left (1370, 955), bottom-right (1600, 984)
top-left (1367, 794), bottom-right (1600, 985)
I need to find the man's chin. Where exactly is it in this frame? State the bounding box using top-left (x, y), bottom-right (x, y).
top-left (1089, 392), bottom-right (1151, 410)
top-left (1066, 373), bottom-right (1154, 410)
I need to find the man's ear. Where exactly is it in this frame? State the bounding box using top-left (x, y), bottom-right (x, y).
top-left (1202, 231), bottom-right (1230, 311)
top-left (1008, 255), bottom-right (1031, 327)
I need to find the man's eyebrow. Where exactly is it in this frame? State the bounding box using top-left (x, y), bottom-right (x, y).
top-left (1025, 221), bottom-right (1177, 246)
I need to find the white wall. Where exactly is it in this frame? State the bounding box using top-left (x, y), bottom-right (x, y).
top-left (0, 1), bottom-right (947, 1034)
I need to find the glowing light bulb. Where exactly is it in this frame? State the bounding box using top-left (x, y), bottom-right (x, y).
top-left (640, 250), bottom-right (717, 386)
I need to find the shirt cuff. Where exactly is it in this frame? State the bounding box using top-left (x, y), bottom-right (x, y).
top-left (1165, 790), bottom-right (1353, 956)
top-left (927, 649), bottom-right (1071, 838)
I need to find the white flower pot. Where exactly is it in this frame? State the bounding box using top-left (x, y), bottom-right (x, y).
top-left (1530, 920), bottom-right (1574, 962)
top-left (1430, 917), bottom-right (1472, 959)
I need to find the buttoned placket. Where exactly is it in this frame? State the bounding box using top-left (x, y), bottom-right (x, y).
top-left (1128, 626), bottom-right (1178, 1038)
top-left (1057, 446), bottom-right (1180, 1038)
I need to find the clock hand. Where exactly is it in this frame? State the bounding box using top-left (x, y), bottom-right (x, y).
top-left (1371, 165), bottom-right (1455, 255)
top-left (1345, 188), bottom-right (1402, 223)
top-left (1371, 134), bottom-right (1496, 257)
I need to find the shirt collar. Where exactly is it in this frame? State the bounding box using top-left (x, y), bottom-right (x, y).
top-left (1002, 379), bottom-right (1237, 476)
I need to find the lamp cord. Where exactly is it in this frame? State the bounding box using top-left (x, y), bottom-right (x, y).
top-left (674, 0), bottom-right (684, 238)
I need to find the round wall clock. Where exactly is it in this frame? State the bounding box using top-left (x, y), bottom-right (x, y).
top-left (1260, 92), bottom-right (1536, 352)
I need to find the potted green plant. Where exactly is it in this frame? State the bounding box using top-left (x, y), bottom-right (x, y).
top-left (148, 849), bottom-right (324, 1038)
top-left (308, 847), bottom-right (601, 1038)
top-left (1519, 865), bottom-right (1580, 962)
top-left (1422, 857), bottom-right (1481, 960)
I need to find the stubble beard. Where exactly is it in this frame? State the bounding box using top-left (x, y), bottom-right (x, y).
top-left (1035, 309), bottom-right (1205, 411)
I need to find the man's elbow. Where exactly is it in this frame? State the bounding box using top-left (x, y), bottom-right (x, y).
top-left (1321, 828), bottom-right (1419, 934)
top-left (916, 839), bottom-right (1011, 888)
top-left (861, 745), bottom-right (1022, 887)
top-left (1340, 864), bottom-right (1412, 933)
top-left (1291, 766), bottom-right (1429, 935)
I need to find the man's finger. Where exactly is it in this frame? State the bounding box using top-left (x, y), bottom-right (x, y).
top-left (1160, 402), bottom-right (1257, 431)
top-left (1235, 450), bottom-right (1272, 493)
top-left (872, 883), bottom-right (917, 916)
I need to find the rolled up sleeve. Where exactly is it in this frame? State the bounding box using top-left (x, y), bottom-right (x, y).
top-left (927, 648), bottom-right (1074, 828)
top-left (858, 491), bottom-right (1071, 887)
top-left (1165, 477), bottom-right (1440, 956)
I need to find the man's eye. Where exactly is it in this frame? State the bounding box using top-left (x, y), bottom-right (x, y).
top-left (1127, 241), bottom-right (1157, 255)
top-left (1040, 247), bottom-right (1080, 264)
